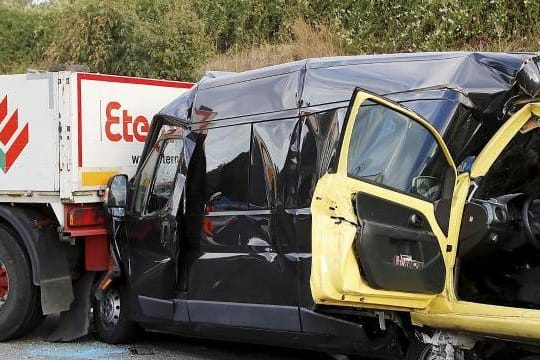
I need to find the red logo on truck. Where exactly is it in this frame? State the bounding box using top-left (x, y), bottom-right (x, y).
top-left (105, 101), bottom-right (149, 142)
top-left (0, 96), bottom-right (29, 173)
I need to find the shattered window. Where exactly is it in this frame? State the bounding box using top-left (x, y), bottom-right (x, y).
top-left (347, 102), bottom-right (453, 201)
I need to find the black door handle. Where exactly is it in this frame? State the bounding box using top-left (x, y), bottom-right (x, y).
top-left (409, 214), bottom-right (424, 228)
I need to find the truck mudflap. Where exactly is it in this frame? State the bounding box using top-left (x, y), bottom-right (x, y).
top-left (0, 205), bottom-right (73, 314)
top-left (47, 272), bottom-right (95, 342)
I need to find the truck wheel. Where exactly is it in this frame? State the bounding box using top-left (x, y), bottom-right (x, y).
top-left (12, 291), bottom-right (44, 338)
top-left (0, 226), bottom-right (41, 341)
top-left (93, 284), bottom-right (138, 344)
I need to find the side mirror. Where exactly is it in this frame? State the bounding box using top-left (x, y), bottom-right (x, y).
top-left (412, 176), bottom-right (441, 201)
top-left (106, 174), bottom-right (128, 217)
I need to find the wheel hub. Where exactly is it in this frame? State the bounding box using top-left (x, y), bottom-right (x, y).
top-left (100, 288), bottom-right (121, 327)
top-left (0, 262), bottom-right (9, 311)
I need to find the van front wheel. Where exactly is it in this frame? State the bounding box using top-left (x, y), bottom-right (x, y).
top-left (93, 284), bottom-right (138, 344)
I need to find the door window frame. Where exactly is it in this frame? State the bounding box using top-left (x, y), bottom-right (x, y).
top-left (337, 88), bottom-right (457, 195)
top-left (131, 134), bottom-right (184, 217)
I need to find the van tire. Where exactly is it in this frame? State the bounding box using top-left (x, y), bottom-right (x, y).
top-left (0, 226), bottom-right (41, 341)
top-left (93, 284), bottom-right (138, 344)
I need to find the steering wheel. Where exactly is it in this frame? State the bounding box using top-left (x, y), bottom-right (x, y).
top-left (522, 194), bottom-right (540, 251)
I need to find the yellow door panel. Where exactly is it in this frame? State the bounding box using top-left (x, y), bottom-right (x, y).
top-left (311, 88), bottom-right (457, 311)
top-left (311, 174), bottom-right (447, 310)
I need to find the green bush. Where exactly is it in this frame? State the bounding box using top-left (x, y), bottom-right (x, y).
top-left (0, 0), bottom-right (539, 80)
top-left (191, 0), bottom-right (300, 52)
top-left (299, 0), bottom-right (540, 53)
top-left (44, 0), bottom-right (210, 81)
top-left (0, 2), bottom-right (52, 74)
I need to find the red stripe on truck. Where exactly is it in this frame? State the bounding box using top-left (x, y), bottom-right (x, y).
top-left (4, 124), bottom-right (29, 172)
top-left (0, 96), bottom-right (6, 122)
top-left (0, 110), bottom-right (18, 146)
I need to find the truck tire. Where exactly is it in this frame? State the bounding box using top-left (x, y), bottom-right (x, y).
top-left (0, 226), bottom-right (41, 340)
top-left (12, 291), bottom-right (44, 338)
top-left (93, 284), bottom-right (138, 344)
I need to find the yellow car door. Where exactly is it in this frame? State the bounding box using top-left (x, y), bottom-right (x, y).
top-left (311, 89), bottom-right (457, 311)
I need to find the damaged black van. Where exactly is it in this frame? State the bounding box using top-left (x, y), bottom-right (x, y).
top-left (99, 52), bottom-right (540, 359)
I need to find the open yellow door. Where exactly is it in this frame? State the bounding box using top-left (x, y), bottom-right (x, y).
top-left (311, 89), bottom-right (457, 311)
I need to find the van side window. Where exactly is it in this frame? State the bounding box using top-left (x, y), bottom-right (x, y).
top-left (347, 102), bottom-right (453, 201)
top-left (250, 119), bottom-right (299, 209)
top-left (205, 124), bottom-right (250, 211)
top-left (298, 109), bottom-right (345, 208)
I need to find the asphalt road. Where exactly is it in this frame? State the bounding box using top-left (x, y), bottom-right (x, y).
top-left (0, 317), bottom-right (334, 360)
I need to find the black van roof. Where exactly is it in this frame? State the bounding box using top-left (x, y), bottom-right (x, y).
top-left (159, 52), bottom-right (535, 125)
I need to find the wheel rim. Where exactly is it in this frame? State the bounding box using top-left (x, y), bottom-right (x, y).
top-left (0, 262), bottom-right (9, 311)
top-left (100, 288), bottom-right (121, 327)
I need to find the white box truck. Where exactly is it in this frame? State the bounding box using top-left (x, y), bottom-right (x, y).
top-left (0, 71), bottom-right (193, 340)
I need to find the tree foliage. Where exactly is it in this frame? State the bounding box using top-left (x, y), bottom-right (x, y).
top-left (0, 2), bottom-right (52, 74)
top-left (44, 0), bottom-right (210, 80)
top-left (1, 0), bottom-right (539, 81)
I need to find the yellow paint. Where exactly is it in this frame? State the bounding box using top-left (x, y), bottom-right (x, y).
top-left (412, 298), bottom-right (540, 340)
top-left (82, 171), bottom-right (118, 186)
top-left (311, 92), bottom-right (540, 341)
top-left (311, 175), bottom-right (444, 310)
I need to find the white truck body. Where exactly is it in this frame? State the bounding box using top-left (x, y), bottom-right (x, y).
top-left (0, 71), bottom-right (193, 225)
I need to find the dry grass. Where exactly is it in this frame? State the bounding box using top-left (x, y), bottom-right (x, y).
top-left (201, 19), bottom-right (345, 74)
top-left (201, 18), bottom-right (540, 76)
